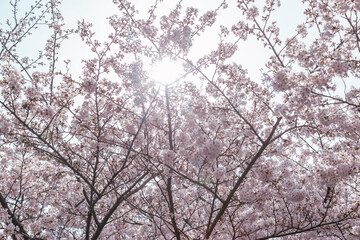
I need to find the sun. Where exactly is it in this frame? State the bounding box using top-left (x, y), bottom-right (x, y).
top-left (149, 57), bottom-right (184, 85)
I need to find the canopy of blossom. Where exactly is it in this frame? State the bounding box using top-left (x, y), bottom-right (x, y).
top-left (0, 0), bottom-right (360, 239)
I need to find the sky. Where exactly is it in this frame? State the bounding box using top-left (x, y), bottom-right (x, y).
top-left (0, 0), bottom-right (307, 84)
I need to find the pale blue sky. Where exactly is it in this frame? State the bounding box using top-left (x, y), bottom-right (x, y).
top-left (0, 0), bottom-right (306, 82)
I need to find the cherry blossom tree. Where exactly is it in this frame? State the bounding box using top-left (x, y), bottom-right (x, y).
top-left (1, 0), bottom-right (360, 239)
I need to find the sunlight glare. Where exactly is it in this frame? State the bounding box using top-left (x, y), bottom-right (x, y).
top-left (150, 58), bottom-right (184, 85)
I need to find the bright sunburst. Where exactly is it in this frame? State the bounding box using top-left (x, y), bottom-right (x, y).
top-left (149, 58), bottom-right (184, 85)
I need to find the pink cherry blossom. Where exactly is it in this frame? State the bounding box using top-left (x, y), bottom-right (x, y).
top-left (1, 0), bottom-right (360, 239)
